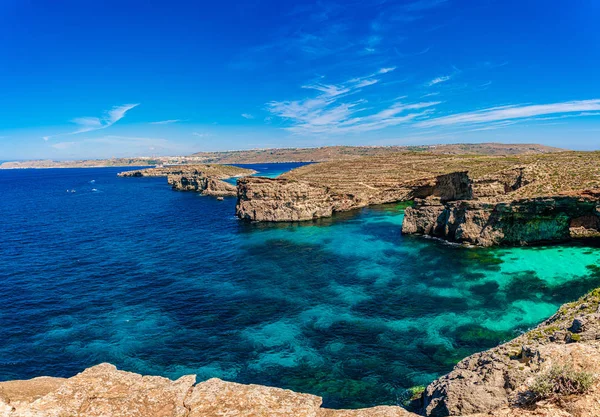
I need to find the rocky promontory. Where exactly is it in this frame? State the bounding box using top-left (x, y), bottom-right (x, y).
top-left (118, 164), bottom-right (256, 197)
top-left (5, 288), bottom-right (600, 416)
top-left (236, 152), bottom-right (600, 246)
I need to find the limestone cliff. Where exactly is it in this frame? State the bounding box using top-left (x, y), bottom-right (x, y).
top-left (117, 164), bottom-right (256, 179)
top-left (402, 191), bottom-right (600, 247)
top-left (235, 173), bottom-right (467, 222)
top-left (168, 174), bottom-right (237, 196)
top-left (118, 164), bottom-right (256, 198)
top-left (234, 151), bottom-right (600, 246)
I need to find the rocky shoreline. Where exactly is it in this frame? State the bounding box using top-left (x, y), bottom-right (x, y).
top-left (3, 288), bottom-right (600, 416)
top-left (118, 164), bottom-right (256, 197)
top-left (236, 152), bottom-right (600, 247)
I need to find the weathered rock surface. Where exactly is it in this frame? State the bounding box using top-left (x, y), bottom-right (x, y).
top-left (235, 152), bottom-right (600, 241)
top-left (235, 172), bottom-right (470, 222)
top-left (422, 288), bottom-right (600, 416)
top-left (117, 164), bottom-right (256, 179)
top-left (119, 164), bottom-right (255, 198)
top-left (403, 192), bottom-right (600, 246)
top-left (168, 174), bottom-right (237, 196)
top-left (0, 364), bottom-right (414, 417)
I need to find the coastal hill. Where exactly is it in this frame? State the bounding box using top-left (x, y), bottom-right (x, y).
top-left (236, 151), bottom-right (600, 246)
top-left (192, 143), bottom-right (562, 163)
top-left (3, 287), bottom-right (600, 416)
top-left (0, 143), bottom-right (562, 169)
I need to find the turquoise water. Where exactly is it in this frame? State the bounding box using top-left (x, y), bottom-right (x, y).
top-left (1, 165), bottom-right (599, 408)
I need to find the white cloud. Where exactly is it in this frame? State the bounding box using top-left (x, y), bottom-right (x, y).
top-left (416, 99), bottom-right (600, 128)
top-left (69, 104), bottom-right (138, 135)
top-left (267, 70), bottom-right (439, 135)
top-left (192, 132), bottom-right (214, 138)
top-left (150, 119), bottom-right (182, 125)
top-left (241, 113), bottom-right (255, 119)
top-left (378, 67), bottom-right (397, 74)
top-left (426, 75), bottom-right (451, 87)
top-left (41, 104), bottom-right (138, 142)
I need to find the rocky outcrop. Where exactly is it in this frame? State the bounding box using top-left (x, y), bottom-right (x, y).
top-left (0, 363), bottom-right (414, 417)
top-left (422, 288), bottom-right (600, 416)
top-left (119, 164), bottom-right (256, 198)
top-left (237, 152), bottom-right (600, 245)
top-left (168, 174), bottom-right (237, 197)
top-left (235, 173), bottom-right (471, 222)
top-left (117, 164), bottom-right (256, 179)
top-left (236, 177), bottom-right (337, 221)
top-left (402, 193), bottom-right (600, 246)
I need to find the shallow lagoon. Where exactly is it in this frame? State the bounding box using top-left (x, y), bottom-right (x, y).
top-left (1, 165), bottom-right (599, 408)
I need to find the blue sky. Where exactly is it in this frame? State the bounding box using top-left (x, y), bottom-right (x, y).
top-left (1, 0), bottom-right (599, 159)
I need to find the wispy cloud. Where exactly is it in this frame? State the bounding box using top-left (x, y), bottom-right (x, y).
top-left (267, 68), bottom-right (438, 135)
top-left (416, 99), bottom-right (600, 128)
top-left (150, 119), bottom-right (182, 125)
top-left (41, 104), bottom-right (139, 142)
top-left (192, 132), bottom-right (214, 138)
top-left (69, 104), bottom-right (138, 135)
top-left (241, 113), bottom-right (255, 119)
top-left (426, 75), bottom-right (451, 87)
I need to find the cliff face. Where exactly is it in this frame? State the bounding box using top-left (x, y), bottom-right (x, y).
top-left (5, 289), bottom-right (600, 416)
top-left (236, 177), bottom-right (337, 221)
top-left (235, 173), bottom-right (468, 222)
top-left (118, 164), bottom-right (255, 198)
top-left (236, 152), bottom-right (600, 246)
top-left (402, 193), bottom-right (600, 247)
top-left (117, 164), bottom-right (256, 179)
top-left (168, 174), bottom-right (237, 197)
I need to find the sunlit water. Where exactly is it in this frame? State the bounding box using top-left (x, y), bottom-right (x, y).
top-left (1, 164), bottom-right (599, 408)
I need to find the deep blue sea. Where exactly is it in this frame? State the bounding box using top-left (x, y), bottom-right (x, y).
top-left (1, 164), bottom-right (600, 408)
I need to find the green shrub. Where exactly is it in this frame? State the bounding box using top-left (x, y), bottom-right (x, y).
top-left (400, 385), bottom-right (425, 407)
top-left (528, 365), bottom-right (595, 403)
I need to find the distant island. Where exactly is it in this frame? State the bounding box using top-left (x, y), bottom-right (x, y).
top-left (0, 143), bottom-right (562, 169)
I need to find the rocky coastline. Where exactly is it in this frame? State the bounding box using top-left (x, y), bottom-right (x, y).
top-left (235, 152), bottom-right (600, 247)
top-left (118, 164), bottom-right (256, 197)
top-left (4, 288), bottom-right (600, 416)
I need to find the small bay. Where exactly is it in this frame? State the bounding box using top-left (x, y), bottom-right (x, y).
top-left (1, 164), bottom-right (599, 408)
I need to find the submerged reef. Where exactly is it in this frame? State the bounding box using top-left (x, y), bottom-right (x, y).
top-left (4, 288), bottom-right (600, 416)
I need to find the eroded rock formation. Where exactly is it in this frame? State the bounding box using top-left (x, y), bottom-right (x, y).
top-left (117, 164), bottom-right (256, 179)
top-left (118, 164), bottom-right (256, 198)
top-left (0, 363), bottom-right (413, 417)
top-left (235, 172), bottom-right (470, 222)
top-left (235, 152), bottom-right (600, 246)
top-left (168, 174), bottom-right (237, 196)
top-left (402, 191), bottom-right (600, 247)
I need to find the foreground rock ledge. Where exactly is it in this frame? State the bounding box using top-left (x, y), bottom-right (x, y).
top-left (0, 364), bottom-right (412, 417)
